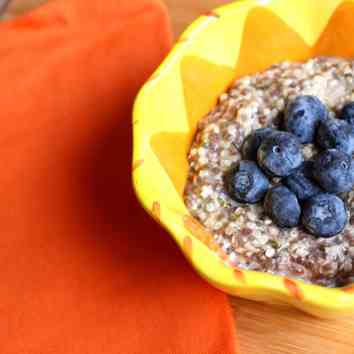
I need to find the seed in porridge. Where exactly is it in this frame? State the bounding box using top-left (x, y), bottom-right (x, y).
top-left (317, 118), bottom-right (354, 155)
top-left (313, 149), bottom-right (354, 193)
top-left (302, 193), bottom-right (348, 238)
top-left (269, 239), bottom-right (279, 249)
top-left (229, 252), bottom-right (238, 265)
top-left (264, 218), bottom-right (273, 225)
top-left (302, 144), bottom-right (317, 160)
top-left (349, 247), bottom-right (354, 257)
top-left (225, 161), bottom-right (269, 204)
top-left (240, 228), bottom-right (252, 237)
top-left (264, 185), bottom-right (301, 228)
top-left (225, 224), bottom-right (234, 236)
top-left (211, 221), bottom-right (223, 231)
top-left (190, 148), bottom-right (197, 156)
top-left (227, 125), bottom-right (237, 136)
top-left (284, 161), bottom-right (322, 201)
top-left (219, 93), bottom-right (228, 102)
top-left (199, 169), bottom-right (209, 179)
top-left (265, 248), bottom-right (276, 258)
top-left (234, 207), bottom-right (244, 216)
top-left (205, 202), bottom-right (217, 212)
top-left (222, 240), bottom-right (231, 252)
top-left (257, 131), bottom-right (303, 177)
top-left (256, 233), bottom-right (268, 246)
top-left (343, 260), bottom-right (352, 272)
top-left (339, 101), bottom-right (354, 125)
top-left (197, 147), bottom-right (207, 156)
top-left (198, 156), bottom-right (208, 166)
top-left (290, 229), bottom-right (299, 238)
top-left (284, 95), bottom-right (328, 143)
top-left (241, 127), bottom-right (276, 161)
top-left (247, 211), bottom-right (257, 222)
top-left (200, 185), bottom-right (213, 199)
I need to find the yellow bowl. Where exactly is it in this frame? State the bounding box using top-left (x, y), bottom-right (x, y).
top-left (132, 0), bottom-right (354, 318)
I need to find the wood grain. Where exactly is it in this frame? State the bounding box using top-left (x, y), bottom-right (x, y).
top-left (164, 0), bottom-right (231, 36)
top-left (3, 0), bottom-right (46, 18)
top-left (3, 1), bottom-right (354, 354)
top-left (230, 297), bottom-right (354, 354)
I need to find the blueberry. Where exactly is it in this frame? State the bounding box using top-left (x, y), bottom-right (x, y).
top-left (263, 185), bottom-right (301, 228)
top-left (284, 161), bottom-right (322, 201)
top-left (316, 118), bottom-right (354, 155)
top-left (241, 128), bottom-right (276, 160)
top-left (225, 160), bottom-right (270, 204)
top-left (313, 149), bottom-right (354, 193)
top-left (339, 102), bottom-right (354, 125)
top-left (257, 131), bottom-right (303, 177)
top-left (284, 95), bottom-right (328, 143)
top-left (302, 193), bottom-right (348, 238)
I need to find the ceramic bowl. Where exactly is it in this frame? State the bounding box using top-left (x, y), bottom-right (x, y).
top-left (133, 0), bottom-right (354, 318)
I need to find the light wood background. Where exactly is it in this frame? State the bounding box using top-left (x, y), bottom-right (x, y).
top-left (4, 1), bottom-right (354, 353)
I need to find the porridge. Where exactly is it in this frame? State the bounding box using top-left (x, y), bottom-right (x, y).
top-left (184, 56), bottom-right (354, 287)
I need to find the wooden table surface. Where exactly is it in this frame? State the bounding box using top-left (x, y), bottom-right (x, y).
top-left (4, 1), bottom-right (354, 353)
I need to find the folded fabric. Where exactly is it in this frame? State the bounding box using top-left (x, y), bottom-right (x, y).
top-left (0, 0), bottom-right (237, 353)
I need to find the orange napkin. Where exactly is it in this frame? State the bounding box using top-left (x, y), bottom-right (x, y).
top-left (0, 0), bottom-right (237, 353)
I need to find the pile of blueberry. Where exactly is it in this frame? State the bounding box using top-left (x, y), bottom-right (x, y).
top-left (226, 95), bottom-right (354, 238)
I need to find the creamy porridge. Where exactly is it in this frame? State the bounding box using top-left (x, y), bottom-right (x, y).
top-left (184, 57), bottom-right (354, 287)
